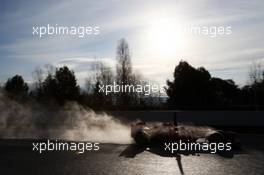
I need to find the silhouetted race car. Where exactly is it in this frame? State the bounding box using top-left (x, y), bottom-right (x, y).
top-left (129, 121), bottom-right (237, 174)
top-left (131, 121), bottom-right (236, 147)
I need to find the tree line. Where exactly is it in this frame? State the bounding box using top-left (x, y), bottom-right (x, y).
top-left (166, 61), bottom-right (264, 110)
top-left (0, 39), bottom-right (162, 110)
top-left (1, 39), bottom-right (264, 110)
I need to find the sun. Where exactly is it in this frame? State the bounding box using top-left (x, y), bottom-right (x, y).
top-left (145, 15), bottom-right (187, 58)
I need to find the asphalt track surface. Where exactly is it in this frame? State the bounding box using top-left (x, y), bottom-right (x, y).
top-left (0, 135), bottom-right (263, 175)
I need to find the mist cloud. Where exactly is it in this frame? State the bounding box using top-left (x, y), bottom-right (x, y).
top-left (0, 92), bottom-right (132, 144)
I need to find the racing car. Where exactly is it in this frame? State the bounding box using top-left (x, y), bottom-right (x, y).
top-left (131, 121), bottom-right (236, 147)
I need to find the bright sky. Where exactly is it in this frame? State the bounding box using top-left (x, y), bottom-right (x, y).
top-left (0, 0), bottom-right (264, 87)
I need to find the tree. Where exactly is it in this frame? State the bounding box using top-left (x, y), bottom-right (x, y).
top-left (116, 38), bottom-right (133, 85)
top-left (55, 66), bottom-right (80, 103)
top-left (40, 66), bottom-right (80, 104)
top-left (210, 78), bottom-right (241, 108)
top-left (166, 61), bottom-right (212, 109)
top-left (92, 81), bottom-right (104, 108)
top-left (116, 38), bottom-right (137, 106)
top-left (246, 61), bottom-right (264, 109)
top-left (97, 62), bottom-right (114, 106)
top-left (4, 75), bottom-right (29, 100)
top-left (91, 61), bottom-right (114, 108)
top-left (166, 61), bottom-right (245, 110)
top-left (249, 61), bottom-right (263, 84)
top-left (5, 75), bottom-right (28, 94)
top-left (242, 82), bottom-right (264, 110)
top-left (83, 60), bottom-right (115, 108)
top-left (31, 67), bottom-right (44, 98)
top-left (42, 73), bottom-right (58, 100)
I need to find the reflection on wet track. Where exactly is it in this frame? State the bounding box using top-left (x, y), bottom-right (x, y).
top-left (0, 137), bottom-right (264, 175)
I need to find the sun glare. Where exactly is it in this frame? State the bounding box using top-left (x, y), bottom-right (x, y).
top-left (145, 15), bottom-right (187, 58)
